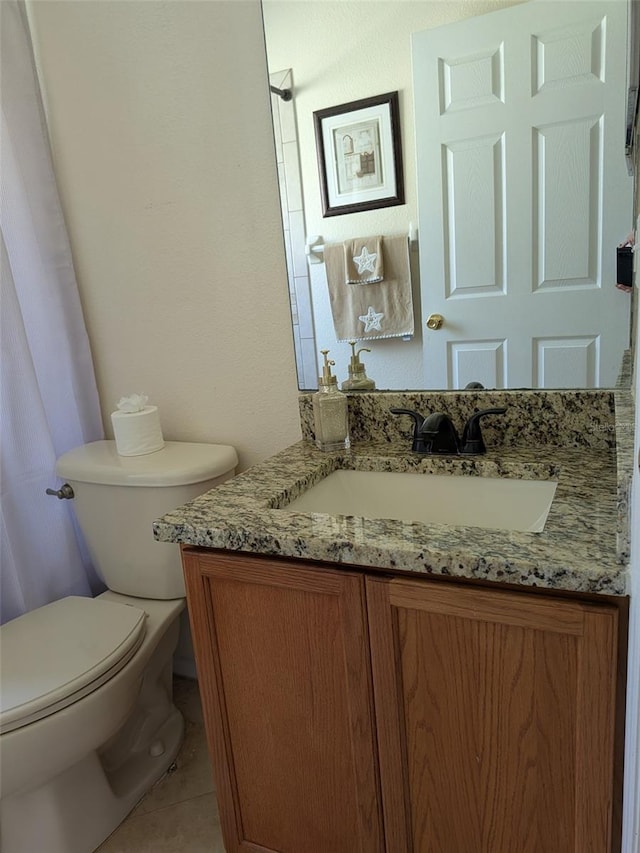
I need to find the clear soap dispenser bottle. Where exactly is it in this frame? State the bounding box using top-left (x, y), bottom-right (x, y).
top-left (342, 341), bottom-right (376, 391)
top-left (312, 350), bottom-right (350, 451)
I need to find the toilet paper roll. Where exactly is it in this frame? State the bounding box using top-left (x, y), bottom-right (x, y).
top-left (111, 406), bottom-right (165, 456)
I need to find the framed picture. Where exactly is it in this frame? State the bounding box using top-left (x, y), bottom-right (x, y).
top-left (313, 91), bottom-right (405, 217)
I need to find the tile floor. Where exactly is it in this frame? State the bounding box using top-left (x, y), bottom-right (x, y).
top-left (97, 676), bottom-right (226, 852)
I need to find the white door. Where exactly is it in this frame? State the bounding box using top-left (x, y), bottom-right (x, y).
top-left (413, 0), bottom-right (632, 389)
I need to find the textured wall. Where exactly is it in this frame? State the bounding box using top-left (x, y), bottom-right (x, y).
top-left (27, 0), bottom-right (301, 471)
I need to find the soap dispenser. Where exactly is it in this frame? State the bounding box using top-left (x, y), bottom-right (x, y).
top-left (342, 341), bottom-right (376, 391)
top-left (312, 350), bottom-right (350, 451)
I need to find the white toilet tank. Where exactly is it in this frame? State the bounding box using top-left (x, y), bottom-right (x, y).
top-left (56, 441), bottom-right (238, 599)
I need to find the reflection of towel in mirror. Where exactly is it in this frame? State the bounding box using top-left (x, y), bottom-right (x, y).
top-left (344, 237), bottom-right (384, 284)
top-left (325, 234), bottom-right (414, 341)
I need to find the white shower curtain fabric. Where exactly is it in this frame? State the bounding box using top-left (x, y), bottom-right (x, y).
top-left (1, 1), bottom-right (105, 623)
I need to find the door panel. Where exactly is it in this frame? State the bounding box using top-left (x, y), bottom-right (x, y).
top-left (443, 134), bottom-right (506, 297)
top-left (533, 334), bottom-right (598, 386)
top-left (448, 338), bottom-right (507, 388)
top-left (532, 117), bottom-right (601, 289)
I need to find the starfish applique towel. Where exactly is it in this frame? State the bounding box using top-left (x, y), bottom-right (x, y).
top-left (324, 234), bottom-right (414, 341)
top-left (344, 237), bottom-right (384, 284)
top-left (358, 306), bottom-right (384, 333)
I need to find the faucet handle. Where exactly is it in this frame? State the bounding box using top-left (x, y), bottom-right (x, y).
top-left (460, 407), bottom-right (507, 455)
top-left (390, 408), bottom-right (428, 452)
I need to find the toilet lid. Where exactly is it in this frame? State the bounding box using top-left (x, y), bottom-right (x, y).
top-left (0, 596), bottom-right (146, 734)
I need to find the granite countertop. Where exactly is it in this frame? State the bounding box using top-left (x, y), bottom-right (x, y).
top-left (154, 437), bottom-right (629, 597)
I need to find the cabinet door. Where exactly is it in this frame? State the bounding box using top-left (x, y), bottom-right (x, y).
top-left (366, 576), bottom-right (619, 853)
top-left (182, 549), bottom-right (384, 853)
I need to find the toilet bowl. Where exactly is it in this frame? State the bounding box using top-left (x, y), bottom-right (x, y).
top-left (0, 440), bottom-right (237, 853)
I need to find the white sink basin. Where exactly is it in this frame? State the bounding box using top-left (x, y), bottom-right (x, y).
top-left (281, 469), bottom-right (557, 533)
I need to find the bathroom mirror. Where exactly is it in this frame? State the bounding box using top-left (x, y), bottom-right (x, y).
top-left (262, 0), bottom-right (635, 391)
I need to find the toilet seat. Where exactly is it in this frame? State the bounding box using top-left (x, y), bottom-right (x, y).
top-left (0, 596), bottom-right (147, 734)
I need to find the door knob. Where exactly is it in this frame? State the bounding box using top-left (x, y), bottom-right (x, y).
top-left (426, 313), bottom-right (444, 330)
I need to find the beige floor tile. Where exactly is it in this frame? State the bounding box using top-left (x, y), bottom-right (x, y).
top-left (97, 676), bottom-right (223, 850)
top-left (97, 792), bottom-right (225, 852)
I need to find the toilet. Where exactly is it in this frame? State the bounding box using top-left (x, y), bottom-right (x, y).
top-left (0, 440), bottom-right (237, 853)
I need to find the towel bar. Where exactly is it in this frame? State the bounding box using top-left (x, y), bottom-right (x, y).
top-left (305, 226), bottom-right (418, 265)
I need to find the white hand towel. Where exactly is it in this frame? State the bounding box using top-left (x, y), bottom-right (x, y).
top-left (325, 234), bottom-right (414, 341)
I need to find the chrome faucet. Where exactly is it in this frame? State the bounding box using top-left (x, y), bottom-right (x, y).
top-left (390, 407), bottom-right (507, 455)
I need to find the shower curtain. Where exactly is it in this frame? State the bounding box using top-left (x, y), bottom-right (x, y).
top-left (1, 1), bottom-right (104, 623)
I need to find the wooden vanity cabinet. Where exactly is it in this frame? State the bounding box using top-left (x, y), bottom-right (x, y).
top-left (366, 576), bottom-right (621, 853)
top-left (182, 548), bottom-right (623, 853)
top-left (181, 548), bottom-right (384, 853)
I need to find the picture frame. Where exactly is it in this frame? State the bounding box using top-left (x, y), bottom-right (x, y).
top-left (313, 91), bottom-right (405, 217)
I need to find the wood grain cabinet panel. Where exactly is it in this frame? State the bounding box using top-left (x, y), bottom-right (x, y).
top-left (181, 549), bottom-right (384, 853)
top-left (366, 576), bottom-right (620, 853)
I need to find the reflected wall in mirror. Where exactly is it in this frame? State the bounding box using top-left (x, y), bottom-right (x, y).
top-left (262, 0), bottom-right (635, 391)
